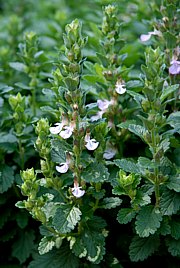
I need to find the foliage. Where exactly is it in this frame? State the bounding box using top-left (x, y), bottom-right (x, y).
top-left (0, 0), bottom-right (179, 267)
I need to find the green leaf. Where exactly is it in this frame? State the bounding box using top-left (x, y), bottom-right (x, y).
top-left (160, 188), bottom-right (180, 216)
top-left (166, 175), bottom-right (180, 192)
top-left (83, 74), bottom-right (105, 84)
top-left (167, 111), bottom-right (180, 134)
top-left (51, 139), bottom-right (71, 163)
top-left (82, 162), bottom-right (109, 183)
top-left (0, 209), bottom-right (11, 228)
top-left (160, 84), bottom-right (179, 102)
top-left (114, 159), bottom-right (140, 174)
top-left (38, 237), bottom-right (55, 255)
top-left (0, 133), bottom-right (17, 143)
top-left (0, 165), bottom-right (14, 193)
top-left (166, 238), bottom-right (180, 257)
top-left (9, 62), bottom-right (27, 72)
top-left (117, 208), bottom-right (136, 224)
top-left (100, 197), bottom-right (122, 209)
top-left (52, 204), bottom-right (81, 233)
top-left (129, 235), bottom-right (160, 262)
top-left (170, 219), bottom-right (180, 239)
top-left (16, 211), bottom-right (29, 229)
top-left (135, 206), bottom-right (162, 237)
top-left (158, 217), bottom-right (171, 236)
top-left (12, 230), bottom-right (35, 263)
top-left (28, 244), bottom-right (80, 268)
top-left (117, 123), bottom-right (146, 140)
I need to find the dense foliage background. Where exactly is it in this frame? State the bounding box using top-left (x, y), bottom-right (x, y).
top-left (0, 0), bottom-right (179, 267)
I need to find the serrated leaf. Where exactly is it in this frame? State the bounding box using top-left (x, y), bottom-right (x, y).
top-left (160, 84), bottom-right (179, 102)
top-left (167, 111), bottom-right (180, 134)
top-left (0, 209), bottom-right (11, 228)
top-left (38, 237), bottom-right (55, 255)
top-left (51, 139), bottom-right (71, 163)
top-left (28, 244), bottom-right (80, 268)
top-left (0, 165), bottom-right (14, 193)
top-left (158, 217), bottom-right (171, 236)
top-left (83, 74), bottom-right (105, 84)
top-left (117, 208), bottom-right (136, 224)
top-left (52, 204), bottom-right (81, 233)
top-left (114, 159), bottom-right (140, 174)
top-left (166, 238), bottom-right (180, 256)
top-left (41, 202), bottom-right (59, 220)
top-left (170, 219), bottom-right (180, 239)
top-left (135, 206), bottom-right (162, 237)
top-left (118, 123), bottom-right (146, 139)
top-left (82, 162), bottom-right (109, 183)
top-left (129, 235), bottom-right (160, 262)
top-left (160, 188), bottom-right (180, 216)
top-left (166, 175), bottom-right (180, 192)
top-left (12, 230), bottom-right (35, 263)
top-left (100, 197), bottom-right (122, 209)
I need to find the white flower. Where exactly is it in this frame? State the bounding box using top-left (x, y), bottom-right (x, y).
top-left (103, 146), bottom-right (117, 159)
top-left (97, 99), bottom-right (111, 111)
top-left (50, 118), bottom-right (74, 139)
top-left (140, 29), bottom-right (162, 42)
top-left (60, 125), bottom-right (74, 139)
top-left (50, 123), bottom-right (64, 134)
top-left (56, 153), bottom-right (71, 173)
top-left (115, 80), bottom-right (126, 94)
top-left (71, 182), bottom-right (85, 198)
top-left (56, 162), bottom-right (69, 173)
top-left (85, 133), bottom-right (99, 151)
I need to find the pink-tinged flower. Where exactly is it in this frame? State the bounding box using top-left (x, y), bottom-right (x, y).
top-left (71, 181), bottom-right (85, 198)
top-left (85, 133), bottom-right (99, 151)
top-left (140, 29), bottom-right (162, 42)
top-left (115, 79), bottom-right (126, 94)
top-left (91, 99), bottom-right (115, 122)
top-left (169, 59), bottom-right (180, 75)
top-left (103, 145), bottom-right (117, 159)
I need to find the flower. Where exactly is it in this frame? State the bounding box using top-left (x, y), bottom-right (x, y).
top-left (71, 181), bottom-right (85, 198)
top-left (103, 144), bottom-right (117, 159)
top-left (56, 152), bottom-right (71, 173)
top-left (115, 79), bottom-right (126, 94)
top-left (50, 117), bottom-right (75, 139)
top-left (85, 133), bottom-right (99, 151)
top-left (49, 123), bottom-right (64, 134)
top-left (169, 59), bottom-right (180, 75)
top-left (91, 99), bottom-right (115, 122)
top-left (140, 29), bottom-right (162, 42)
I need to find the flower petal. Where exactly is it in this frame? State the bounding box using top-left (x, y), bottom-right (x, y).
top-left (115, 82), bottom-right (126, 94)
top-left (140, 33), bottom-right (151, 42)
top-left (97, 99), bottom-right (111, 111)
top-left (103, 147), bottom-right (117, 159)
top-left (50, 123), bottom-right (63, 134)
top-left (56, 163), bottom-right (69, 173)
top-left (60, 126), bottom-right (73, 139)
top-left (85, 139), bottom-right (99, 151)
top-left (72, 186), bottom-right (85, 198)
top-left (91, 111), bottom-right (104, 122)
top-left (169, 62), bottom-right (180, 75)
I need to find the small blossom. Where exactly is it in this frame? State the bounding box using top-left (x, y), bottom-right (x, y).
top-left (103, 146), bottom-right (117, 159)
top-left (56, 162), bottom-right (69, 173)
top-left (115, 79), bottom-right (126, 94)
top-left (60, 125), bottom-right (74, 139)
top-left (71, 181), bottom-right (85, 198)
top-left (169, 59), bottom-right (180, 75)
top-left (140, 29), bottom-right (162, 42)
top-left (97, 99), bottom-right (111, 111)
top-left (56, 153), bottom-right (71, 173)
top-left (85, 133), bottom-right (99, 151)
top-left (50, 123), bottom-right (64, 134)
top-left (50, 118), bottom-right (75, 139)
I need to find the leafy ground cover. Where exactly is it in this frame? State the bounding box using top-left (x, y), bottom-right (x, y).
top-left (0, 0), bottom-right (179, 267)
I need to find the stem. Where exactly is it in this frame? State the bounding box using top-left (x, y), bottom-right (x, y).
top-left (18, 139), bottom-right (25, 170)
